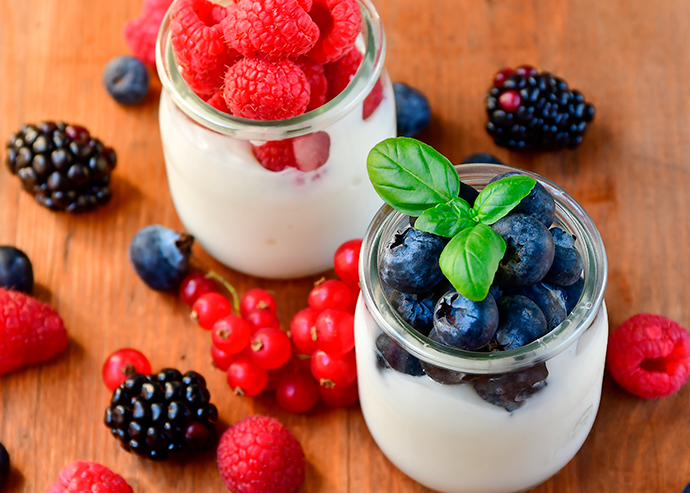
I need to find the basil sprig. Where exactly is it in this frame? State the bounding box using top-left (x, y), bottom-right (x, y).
top-left (367, 137), bottom-right (536, 301)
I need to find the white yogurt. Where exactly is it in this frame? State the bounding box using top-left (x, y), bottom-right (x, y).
top-left (355, 295), bottom-right (608, 493)
top-left (158, 79), bottom-right (396, 279)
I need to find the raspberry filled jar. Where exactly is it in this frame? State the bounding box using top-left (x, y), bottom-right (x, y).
top-left (355, 163), bottom-right (608, 493)
top-left (156, 0), bottom-right (395, 278)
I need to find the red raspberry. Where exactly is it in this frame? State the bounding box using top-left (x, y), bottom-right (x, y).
top-left (217, 415), bottom-right (305, 493)
top-left (292, 131), bottom-right (330, 171)
top-left (223, 0), bottom-right (320, 61)
top-left (607, 313), bottom-right (690, 399)
top-left (295, 57), bottom-right (328, 111)
top-left (362, 77), bottom-right (383, 119)
top-left (224, 57), bottom-right (311, 120)
top-left (324, 47), bottom-right (362, 101)
top-left (205, 92), bottom-right (232, 114)
top-left (170, 0), bottom-right (240, 97)
top-left (307, 0), bottom-right (361, 64)
top-left (45, 461), bottom-right (133, 493)
top-left (123, 0), bottom-right (173, 67)
top-left (0, 288), bottom-right (67, 375)
top-left (252, 140), bottom-right (298, 172)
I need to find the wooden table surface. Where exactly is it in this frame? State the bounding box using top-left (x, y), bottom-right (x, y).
top-left (2, 0), bottom-right (690, 491)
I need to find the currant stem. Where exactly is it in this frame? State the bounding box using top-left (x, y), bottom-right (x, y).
top-left (205, 271), bottom-right (240, 314)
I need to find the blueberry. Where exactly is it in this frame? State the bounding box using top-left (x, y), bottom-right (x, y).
top-left (0, 246), bottom-right (33, 293)
top-left (128, 225), bottom-right (193, 291)
top-left (492, 214), bottom-right (555, 287)
top-left (103, 56), bottom-right (150, 105)
top-left (433, 290), bottom-right (499, 350)
top-left (420, 329), bottom-right (468, 385)
top-left (459, 181), bottom-right (480, 207)
top-left (682, 483), bottom-right (690, 493)
top-left (552, 277), bottom-right (584, 314)
top-left (543, 228), bottom-right (583, 286)
top-left (387, 288), bottom-right (439, 336)
top-left (380, 227), bottom-right (446, 294)
top-left (375, 333), bottom-right (424, 376)
top-left (460, 153), bottom-right (504, 165)
top-left (393, 82), bottom-right (431, 137)
top-left (470, 363), bottom-right (548, 412)
top-left (495, 295), bottom-right (548, 350)
top-left (0, 442), bottom-right (8, 487)
top-left (489, 284), bottom-right (503, 302)
top-left (490, 172), bottom-right (555, 227)
top-left (511, 282), bottom-right (567, 331)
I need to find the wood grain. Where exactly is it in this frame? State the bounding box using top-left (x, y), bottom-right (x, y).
top-left (1, 0), bottom-right (690, 491)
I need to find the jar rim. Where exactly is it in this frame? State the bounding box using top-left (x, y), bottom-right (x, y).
top-left (155, 0), bottom-right (386, 141)
top-left (359, 163), bottom-right (608, 374)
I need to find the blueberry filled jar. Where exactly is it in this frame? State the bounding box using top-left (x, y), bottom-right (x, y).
top-left (156, 0), bottom-right (395, 279)
top-left (355, 163), bottom-right (608, 493)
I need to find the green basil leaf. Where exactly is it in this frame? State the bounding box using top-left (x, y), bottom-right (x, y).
top-left (473, 175), bottom-right (536, 225)
top-left (367, 137), bottom-right (460, 216)
top-left (439, 223), bottom-right (506, 301)
top-left (415, 198), bottom-right (475, 238)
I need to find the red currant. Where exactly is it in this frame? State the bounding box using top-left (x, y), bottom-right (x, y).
top-left (498, 90), bottom-right (521, 112)
top-left (276, 371), bottom-right (319, 413)
top-left (245, 307), bottom-right (280, 333)
top-left (265, 357), bottom-right (299, 391)
top-left (308, 279), bottom-right (353, 313)
top-left (493, 68), bottom-right (515, 88)
top-left (310, 349), bottom-right (357, 388)
top-left (102, 348), bottom-right (151, 391)
top-left (250, 327), bottom-right (292, 370)
top-left (227, 353), bottom-right (268, 396)
top-left (314, 308), bottom-right (355, 356)
top-left (191, 292), bottom-right (232, 330)
top-left (240, 288), bottom-right (277, 318)
top-left (290, 308), bottom-right (319, 355)
top-left (211, 344), bottom-right (233, 371)
top-left (319, 379), bottom-right (359, 407)
top-left (212, 315), bottom-right (251, 354)
top-left (346, 285), bottom-right (359, 314)
top-left (516, 65), bottom-right (537, 77)
top-left (179, 272), bottom-right (217, 307)
top-left (333, 239), bottom-right (362, 288)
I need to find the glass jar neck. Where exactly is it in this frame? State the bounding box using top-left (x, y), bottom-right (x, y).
top-left (359, 163), bottom-right (608, 374)
top-left (155, 0), bottom-right (386, 141)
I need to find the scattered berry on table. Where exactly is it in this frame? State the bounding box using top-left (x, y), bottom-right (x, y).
top-left (211, 344), bottom-right (234, 371)
top-left (250, 327), bottom-right (292, 370)
top-left (0, 288), bottom-right (67, 375)
top-left (290, 308), bottom-right (319, 355)
top-left (543, 227), bottom-right (583, 286)
top-left (5, 122), bottom-right (116, 213)
top-left (227, 353), bottom-right (268, 396)
top-left (45, 461), bottom-right (133, 493)
top-left (123, 0), bottom-right (174, 67)
top-left (222, 0), bottom-right (319, 61)
top-left (485, 66), bottom-right (595, 151)
top-left (460, 153), bottom-right (504, 165)
top-left (470, 363), bottom-right (549, 412)
top-left (170, 0), bottom-right (239, 97)
top-left (276, 371), bottom-right (320, 413)
top-left (129, 225), bottom-right (193, 291)
top-left (265, 356), bottom-right (299, 391)
top-left (307, 0), bottom-right (361, 64)
top-left (217, 415), bottom-right (305, 493)
top-left (0, 443), bottom-right (8, 488)
top-left (607, 314), bottom-right (690, 399)
top-left (102, 56), bottom-right (150, 105)
top-left (433, 290), bottom-right (499, 350)
top-left (192, 292), bottom-right (232, 330)
top-left (494, 295), bottom-right (549, 350)
top-left (240, 288), bottom-right (277, 318)
top-left (102, 348), bottom-right (152, 391)
top-left (314, 308), bottom-right (355, 356)
top-left (212, 315), bottom-right (252, 354)
top-left (0, 246), bottom-right (33, 293)
top-left (179, 272), bottom-right (218, 307)
top-left (308, 279), bottom-right (353, 313)
top-left (393, 82), bottom-right (431, 137)
top-left (318, 378), bottom-right (358, 407)
top-left (324, 47), bottom-right (362, 101)
top-left (333, 238), bottom-right (362, 288)
top-left (223, 57), bottom-right (311, 120)
top-left (245, 307), bottom-right (281, 332)
top-left (310, 349), bottom-right (357, 388)
top-left (683, 483), bottom-right (690, 493)
top-left (376, 332), bottom-right (423, 376)
top-left (104, 369), bottom-right (218, 460)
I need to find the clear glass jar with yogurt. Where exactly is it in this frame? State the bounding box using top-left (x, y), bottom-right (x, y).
top-left (155, 0), bottom-right (395, 278)
top-left (355, 163), bottom-right (608, 493)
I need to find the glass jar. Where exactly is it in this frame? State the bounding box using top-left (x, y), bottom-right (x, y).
top-left (155, 0), bottom-right (395, 278)
top-left (355, 163), bottom-right (608, 493)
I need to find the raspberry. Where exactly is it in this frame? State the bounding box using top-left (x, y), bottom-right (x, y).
top-left (123, 0), bottom-right (174, 67)
top-left (295, 57), bottom-right (328, 111)
top-left (307, 0), bottom-right (361, 64)
top-left (252, 132), bottom-right (330, 172)
top-left (224, 58), bottom-right (311, 120)
top-left (217, 415), bottom-right (305, 493)
top-left (252, 140), bottom-right (297, 172)
top-left (362, 77), bottom-right (383, 119)
top-left (45, 461), bottom-right (133, 493)
top-left (223, 0), bottom-right (320, 61)
top-left (607, 313), bottom-right (690, 399)
top-left (204, 92), bottom-right (232, 114)
top-left (0, 288), bottom-right (67, 375)
top-left (324, 47), bottom-right (362, 101)
top-left (170, 0), bottom-right (240, 97)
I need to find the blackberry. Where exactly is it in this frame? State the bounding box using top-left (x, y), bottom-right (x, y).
top-left (485, 65), bottom-right (595, 151)
top-left (104, 369), bottom-right (218, 461)
top-left (5, 122), bottom-right (116, 212)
